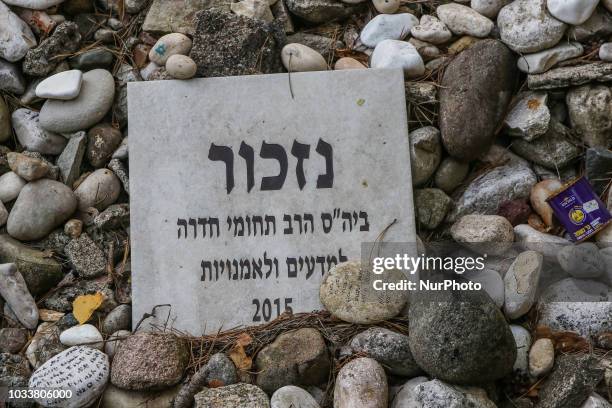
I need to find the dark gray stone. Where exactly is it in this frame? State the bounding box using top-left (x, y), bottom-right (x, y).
top-left (285, 0), bottom-right (361, 24)
top-left (190, 9), bottom-right (285, 78)
top-left (69, 48), bottom-right (114, 70)
top-left (511, 120), bottom-right (581, 170)
top-left (102, 304), bottom-right (131, 334)
top-left (408, 282), bottom-right (517, 384)
top-left (535, 355), bottom-right (604, 408)
top-left (350, 327), bottom-right (422, 377)
top-left (439, 39), bottom-right (518, 161)
top-left (108, 159), bottom-right (129, 195)
top-left (57, 131), bottom-right (86, 187)
top-left (23, 22), bottom-right (81, 77)
top-left (586, 147), bottom-right (612, 194)
top-left (206, 353), bottom-right (238, 386)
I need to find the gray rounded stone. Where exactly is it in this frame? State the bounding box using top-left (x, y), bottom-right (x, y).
top-left (409, 126), bottom-right (442, 186)
top-left (320, 261), bottom-right (408, 324)
top-left (271, 386), bottom-right (320, 408)
top-left (349, 327), bottom-right (421, 377)
top-left (434, 157), bottom-right (469, 193)
top-left (334, 357), bottom-right (388, 408)
top-left (497, 0), bottom-right (567, 53)
top-left (557, 243), bottom-right (605, 279)
top-left (206, 352), bottom-right (238, 387)
top-left (74, 168), bottom-right (121, 211)
top-left (102, 304), bottom-right (132, 334)
top-left (450, 214), bottom-right (514, 256)
top-left (0, 1), bottom-right (37, 62)
top-left (408, 287), bottom-right (517, 384)
top-left (360, 14), bottom-right (418, 48)
top-left (439, 40), bottom-right (517, 161)
top-left (503, 251), bottom-right (543, 319)
top-left (0, 172), bottom-right (26, 203)
top-left (39, 69), bottom-right (115, 133)
top-left (7, 179), bottom-right (77, 241)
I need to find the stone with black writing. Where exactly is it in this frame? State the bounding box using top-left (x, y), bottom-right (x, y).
top-left (320, 261), bottom-right (408, 323)
top-left (255, 328), bottom-right (330, 394)
top-left (29, 346), bottom-right (109, 408)
top-left (334, 357), bottom-right (388, 408)
top-left (349, 327), bottom-right (421, 377)
top-left (110, 332), bottom-right (189, 390)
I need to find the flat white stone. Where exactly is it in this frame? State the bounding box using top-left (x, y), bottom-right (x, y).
top-left (437, 3), bottom-right (494, 38)
top-left (547, 0), bottom-right (599, 25)
top-left (128, 70), bottom-right (416, 334)
top-left (360, 14), bottom-right (419, 48)
top-left (36, 70), bottom-right (83, 100)
top-left (371, 40), bottom-right (424, 78)
top-left (60, 324), bottom-right (104, 350)
top-left (517, 42), bottom-right (583, 74)
top-left (29, 346), bottom-right (109, 408)
top-left (0, 1), bottom-right (37, 62)
top-left (2, 0), bottom-right (65, 10)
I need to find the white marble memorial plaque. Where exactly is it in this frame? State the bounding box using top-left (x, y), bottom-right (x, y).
top-left (128, 69), bottom-right (416, 334)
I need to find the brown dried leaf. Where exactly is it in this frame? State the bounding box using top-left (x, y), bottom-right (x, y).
top-left (528, 214), bottom-right (549, 233)
top-left (229, 343), bottom-right (252, 372)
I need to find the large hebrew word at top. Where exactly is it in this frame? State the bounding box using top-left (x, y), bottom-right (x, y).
top-left (208, 139), bottom-right (334, 193)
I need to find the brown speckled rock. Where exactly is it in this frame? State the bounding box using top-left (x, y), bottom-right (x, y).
top-left (110, 333), bottom-right (189, 390)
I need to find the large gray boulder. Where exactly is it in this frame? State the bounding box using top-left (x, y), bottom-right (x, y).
top-left (439, 40), bottom-right (518, 161)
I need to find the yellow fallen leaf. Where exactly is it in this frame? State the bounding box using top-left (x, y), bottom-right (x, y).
top-left (72, 293), bottom-right (104, 324)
